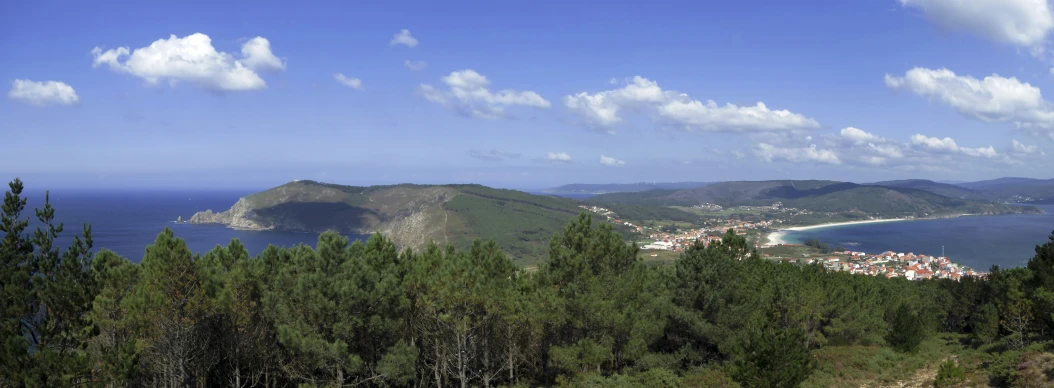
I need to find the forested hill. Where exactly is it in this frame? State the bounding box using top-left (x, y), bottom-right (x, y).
top-left (188, 180), bottom-right (592, 264)
top-left (588, 180), bottom-right (1039, 218)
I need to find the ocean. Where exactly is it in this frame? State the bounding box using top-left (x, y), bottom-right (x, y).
top-left (780, 204), bottom-right (1054, 271)
top-left (10, 190), bottom-right (1053, 270)
top-left (14, 190), bottom-right (371, 263)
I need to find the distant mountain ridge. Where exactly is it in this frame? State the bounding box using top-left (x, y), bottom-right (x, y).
top-left (867, 179), bottom-right (978, 199)
top-left (189, 180), bottom-right (592, 264)
top-left (543, 181), bottom-right (711, 194)
top-left (873, 178), bottom-right (1054, 203)
top-left (954, 177), bottom-right (1054, 202)
top-left (589, 180), bottom-right (1039, 217)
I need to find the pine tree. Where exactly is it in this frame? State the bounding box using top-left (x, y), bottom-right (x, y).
top-left (129, 227), bottom-right (209, 386)
top-left (0, 179), bottom-right (33, 383)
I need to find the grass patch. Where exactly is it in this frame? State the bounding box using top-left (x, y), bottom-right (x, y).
top-left (802, 334), bottom-right (967, 387)
top-left (640, 249), bottom-right (680, 265)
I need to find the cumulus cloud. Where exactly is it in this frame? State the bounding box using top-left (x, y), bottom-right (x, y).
top-left (91, 33), bottom-right (285, 92)
top-left (389, 29), bottom-right (418, 48)
top-left (754, 143), bottom-right (841, 165)
top-left (910, 134), bottom-right (998, 158)
top-left (867, 143), bottom-right (905, 159)
top-left (334, 73), bottom-right (363, 89)
top-left (1013, 139), bottom-right (1038, 154)
top-left (564, 76), bottom-right (820, 134)
top-left (467, 149), bottom-right (521, 162)
top-left (910, 133), bottom-right (961, 152)
top-left (825, 127), bottom-right (905, 165)
top-left (8, 79), bottom-right (79, 106)
top-left (545, 152), bottom-right (573, 164)
top-left (840, 127), bottom-right (885, 144)
top-left (599, 155), bottom-right (625, 166)
top-left (898, 0), bottom-right (1054, 48)
top-left (418, 69), bottom-right (551, 119)
top-left (404, 60), bottom-right (427, 71)
top-left (240, 37), bottom-right (286, 72)
top-left (885, 67), bottom-right (1054, 129)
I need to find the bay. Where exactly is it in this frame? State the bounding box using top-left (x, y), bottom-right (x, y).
top-left (17, 190), bottom-right (371, 263)
top-left (781, 204), bottom-right (1054, 270)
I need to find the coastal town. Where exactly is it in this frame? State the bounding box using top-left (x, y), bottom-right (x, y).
top-left (578, 204), bottom-right (985, 280)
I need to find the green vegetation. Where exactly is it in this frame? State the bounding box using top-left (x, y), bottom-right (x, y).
top-left (589, 179), bottom-right (1041, 218)
top-left (802, 238), bottom-right (844, 254)
top-left (587, 202), bottom-right (700, 223)
top-left (7, 178), bottom-right (1054, 387)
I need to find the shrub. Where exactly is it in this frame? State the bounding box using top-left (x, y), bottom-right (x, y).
top-left (933, 359), bottom-right (965, 387)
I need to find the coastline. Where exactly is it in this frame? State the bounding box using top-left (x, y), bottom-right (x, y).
top-left (763, 218), bottom-right (907, 247)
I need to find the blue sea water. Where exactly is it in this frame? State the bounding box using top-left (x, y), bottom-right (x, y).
top-left (11, 190), bottom-right (1053, 270)
top-left (781, 204), bottom-right (1054, 270)
top-left (15, 190), bottom-right (370, 263)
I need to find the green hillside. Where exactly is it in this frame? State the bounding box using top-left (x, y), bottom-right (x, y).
top-left (189, 180), bottom-right (592, 264)
top-left (590, 180), bottom-right (1039, 218)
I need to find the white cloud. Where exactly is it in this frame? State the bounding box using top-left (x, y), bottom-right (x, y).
top-left (334, 73), bottom-right (363, 89)
top-left (1013, 139), bottom-right (1038, 153)
top-left (545, 152), bottom-right (573, 164)
top-left (565, 76), bottom-right (819, 133)
top-left (467, 149), bottom-right (520, 161)
top-left (885, 67), bottom-right (1054, 128)
top-left (91, 33), bottom-right (284, 92)
top-left (961, 145), bottom-right (998, 158)
top-left (404, 60), bottom-right (427, 71)
top-left (418, 69), bottom-right (551, 119)
top-left (910, 133), bottom-right (961, 152)
top-left (240, 37), bottom-right (285, 72)
top-left (910, 133), bottom-right (998, 158)
top-left (389, 29), bottom-right (418, 48)
top-left (599, 155), bottom-right (625, 166)
top-left (867, 143), bottom-right (904, 159)
top-left (8, 79), bottom-right (79, 106)
top-left (840, 127), bottom-right (884, 144)
top-left (754, 143), bottom-right (841, 165)
top-left (899, 0), bottom-right (1054, 48)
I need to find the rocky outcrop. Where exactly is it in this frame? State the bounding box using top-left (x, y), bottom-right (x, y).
top-left (188, 197), bottom-right (271, 230)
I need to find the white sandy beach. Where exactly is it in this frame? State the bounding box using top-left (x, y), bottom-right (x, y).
top-left (763, 218), bottom-right (906, 247)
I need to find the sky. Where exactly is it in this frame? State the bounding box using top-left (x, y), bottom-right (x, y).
top-left (2, 0), bottom-right (1054, 191)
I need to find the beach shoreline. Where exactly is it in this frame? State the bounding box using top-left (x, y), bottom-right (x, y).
top-left (763, 218), bottom-right (907, 247)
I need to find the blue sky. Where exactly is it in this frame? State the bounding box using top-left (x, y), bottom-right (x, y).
top-left (2, 0), bottom-right (1053, 190)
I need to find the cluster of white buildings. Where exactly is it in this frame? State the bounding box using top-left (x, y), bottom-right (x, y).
top-left (794, 251), bottom-right (982, 280)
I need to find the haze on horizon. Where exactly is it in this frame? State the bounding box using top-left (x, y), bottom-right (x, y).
top-left (3, 0), bottom-right (1053, 191)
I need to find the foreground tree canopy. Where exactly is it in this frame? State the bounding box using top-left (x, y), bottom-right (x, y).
top-left (3, 178), bottom-right (1054, 387)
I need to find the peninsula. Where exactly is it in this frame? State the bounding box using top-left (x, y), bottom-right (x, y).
top-left (188, 180), bottom-right (599, 264)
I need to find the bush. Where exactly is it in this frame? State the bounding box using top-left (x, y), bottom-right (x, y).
top-left (933, 359), bottom-right (965, 387)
